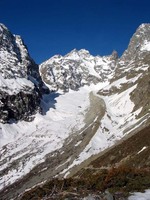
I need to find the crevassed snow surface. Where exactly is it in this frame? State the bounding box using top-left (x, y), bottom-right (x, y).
top-left (128, 189), bottom-right (150, 200)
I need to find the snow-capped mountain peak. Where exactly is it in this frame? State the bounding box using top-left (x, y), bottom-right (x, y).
top-left (40, 49), bottom-right (117, 92)
top-left (65, 48), bottom-right (90, 59)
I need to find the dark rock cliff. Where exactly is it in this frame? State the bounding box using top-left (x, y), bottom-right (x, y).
top-left (0, 24), bottom-right (43, 123)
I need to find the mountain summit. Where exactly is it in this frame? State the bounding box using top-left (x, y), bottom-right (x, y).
top-left (39, 48), bottom-right (118, 92)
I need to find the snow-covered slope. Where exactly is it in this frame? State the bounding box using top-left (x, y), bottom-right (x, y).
top-left (112, 23), bottom-right (150, 119)
top-left (0, 23), bottom-right (150, 199)
top-left (0, 85), bottom-right (105, 192)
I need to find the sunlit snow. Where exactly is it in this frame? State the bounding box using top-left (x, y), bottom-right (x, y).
top-left (0, 86), bottom-right (91, 189)
top-left (128, 189), bottom-right (150, 200)
top-left (141, 40), bottom-right (150, 51)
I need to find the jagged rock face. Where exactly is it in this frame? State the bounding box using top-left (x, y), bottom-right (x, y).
top-left (121, 23), bottom-right (150, 63)
top-left (40, 49), bottom-right (118, 92)
top-left (120, 24), bottom-right (150, 118)
top-left (104, 23), bottom-right (150, 119)
top-left (114, 24), bottom-right (150, 79)
top-left (0, 24), bottom-right (41, 123)
top-left (0, 91), bottom-right (40, 122)
top-left (0, 24), bottom-right (37, 79)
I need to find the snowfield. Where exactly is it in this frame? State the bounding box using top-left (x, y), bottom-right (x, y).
top-left (0, 86), bottom-right (91, 190)
top-left (0, 73), bottom-right (149, 190)
top-left (59, 83), bottom-right (145, 177)
top-left (128, 189), bottom-right (150, 200)
top-left (141, 40), bottom-right (150, 51)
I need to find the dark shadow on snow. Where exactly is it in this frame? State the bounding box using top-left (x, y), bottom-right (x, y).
top-left (40, 92), bottom-right (61, 115)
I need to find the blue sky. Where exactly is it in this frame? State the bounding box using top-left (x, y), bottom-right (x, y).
top-left (0, 0), bottom-right (150, 63)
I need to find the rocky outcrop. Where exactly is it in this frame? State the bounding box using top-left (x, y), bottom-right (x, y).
top-left (114, 23), bottom-right (150, 80)
top-left (120, 23), bottom-right (150, 63)
top-left (103, 24), bottom-right (150, 119)
top-left (0, 23), bottom-right (42, 123)
top-left (0, 90), bottom-right (40, 122)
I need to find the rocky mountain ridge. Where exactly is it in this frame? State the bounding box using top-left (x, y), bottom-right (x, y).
top-left (39, 49), bottom-right (118, 92)
top-left (105, 24), bottom-right (150, 119)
